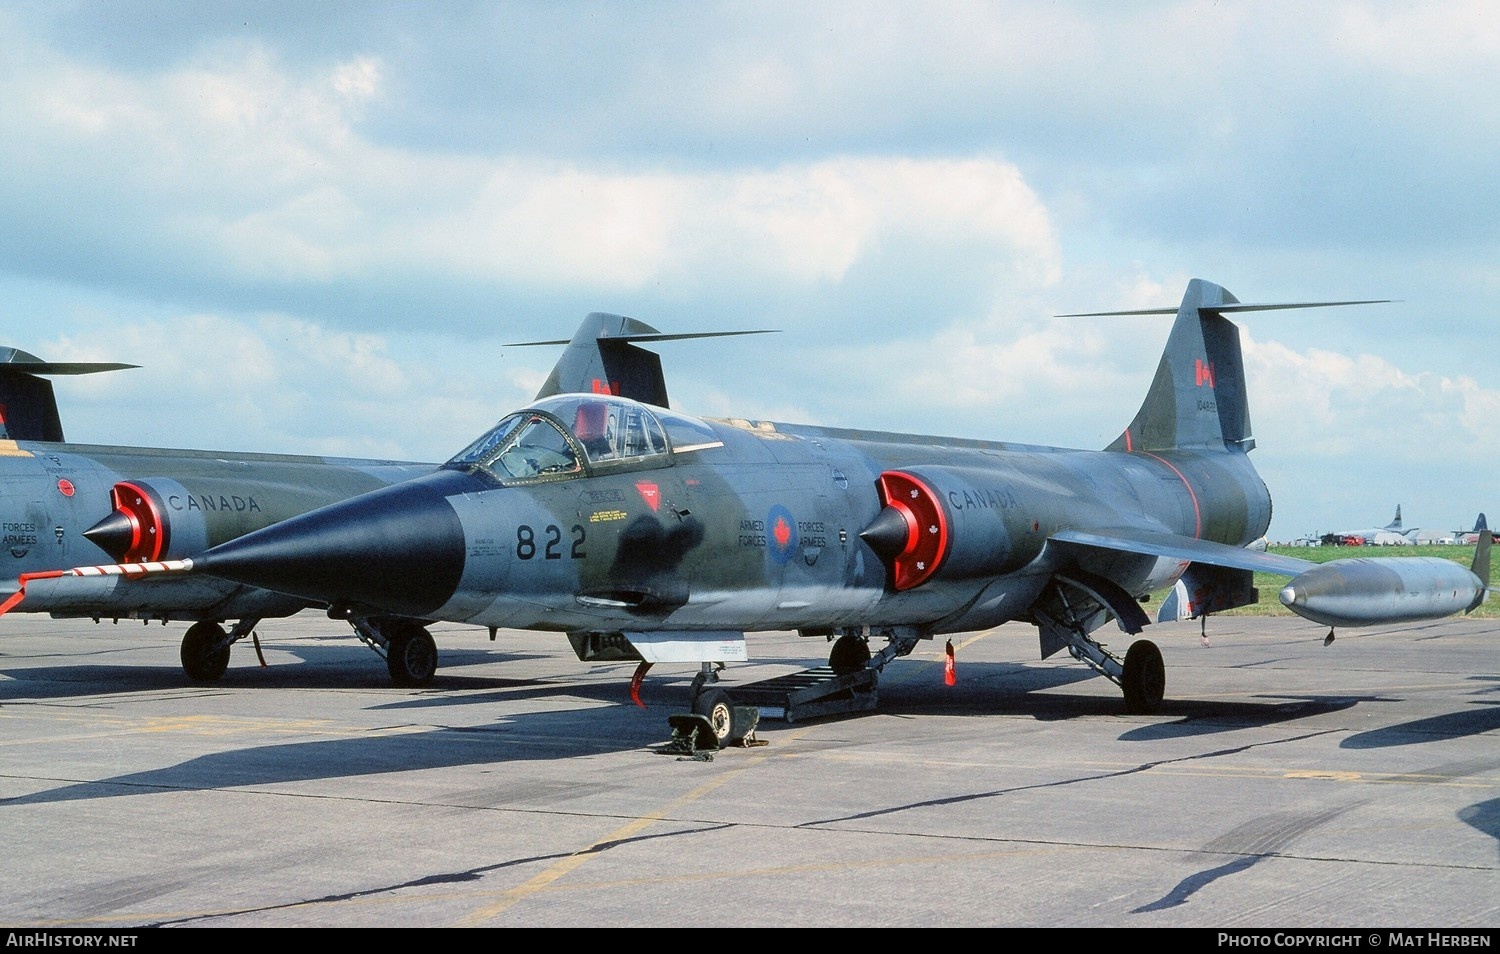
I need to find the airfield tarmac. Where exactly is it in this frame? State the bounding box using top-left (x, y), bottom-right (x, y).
top-left (1, 610), bottom-right (1496, 929)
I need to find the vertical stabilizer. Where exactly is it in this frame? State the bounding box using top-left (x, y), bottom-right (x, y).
top-left (0, 349), bottom-right (138, 443)
top-left (1386, 505), bottom-right (1403, 532)
top-left (1105, 279), bottom-right (1251, 453)
top-left (522, 313), bottom-right (672, 407)
top-left (509, 317), bottom-right (777, 409)
top-left (1061, 281), bottom-right (1387, 456)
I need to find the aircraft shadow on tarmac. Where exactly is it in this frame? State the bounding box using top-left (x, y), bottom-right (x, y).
top-left (1339, 682), bottom-right (1500, 749)
top-left (1459, 797), bottom-right (1500, 853)
top-left (0, 644), bottom-right (553, 700)
top-left (860, 659), bottom-right (1371, 740)
top-left (0, 696), bottom-right (676, 810)
top-left (3, 650), bottom-right (1396, 739)
top-left (8, 649), bottom-right (1493, 813)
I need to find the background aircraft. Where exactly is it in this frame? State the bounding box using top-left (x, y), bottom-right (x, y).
top-left (1319, 505), bottom-right (1418, 546)
top-left (1459, 514), bottom-right (1497, 545)
top-left (0, 348), bottom-right (438, 684)
top-left (44, 280), bottom-right (1496, 744)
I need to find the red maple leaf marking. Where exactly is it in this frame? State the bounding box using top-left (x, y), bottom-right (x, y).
top-left (773, 516), bottom-right (792, 548)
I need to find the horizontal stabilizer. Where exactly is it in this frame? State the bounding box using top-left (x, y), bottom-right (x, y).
top-left (506, 329), bottom-right (777, 347)
top-left (517, 313), bottom-right (778, 407)
top-left (0, 346), bottom-right (139, 376)
top-left (0, 347), bottom-right (139, 442)
top-left (1058, 299), bottom-right (1391, 318)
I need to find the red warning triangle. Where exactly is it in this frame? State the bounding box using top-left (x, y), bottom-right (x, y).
top-left (636, 482), bottom-right (660, 512)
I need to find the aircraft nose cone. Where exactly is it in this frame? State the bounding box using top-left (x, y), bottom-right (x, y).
top-left (194, 470), bottom-right (476, 618)
top-left (82, 510), bottom-right (136, 562)
top-left (1278, 584), bottom-right (1300, 609)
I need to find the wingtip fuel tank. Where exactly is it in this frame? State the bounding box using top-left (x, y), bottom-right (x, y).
top-left (1278, 556), bottom-right (1487, 628)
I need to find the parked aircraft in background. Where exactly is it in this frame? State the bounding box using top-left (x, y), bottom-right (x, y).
top-left (1319, 505), bottom-right (1419, 546)
top-left (0, 347), bottom-right (436, 683)
top-left (18, 280), bottom-right (1495, 745)
top-left (1459, 514), bottom-right (1498, 545)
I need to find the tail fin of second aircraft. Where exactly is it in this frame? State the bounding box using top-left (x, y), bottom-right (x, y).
top-left (0, 348), bottom-right (138, 443)
top-left (1386, 504), bottom-right (1404, 532)
top-left (510, 314), bottom-right (776, 408)
top-left (1063, 280), bottom-right (1389, 455)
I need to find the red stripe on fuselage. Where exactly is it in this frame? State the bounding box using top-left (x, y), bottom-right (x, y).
top-left (1142, 452), bottom-right (1202, 539)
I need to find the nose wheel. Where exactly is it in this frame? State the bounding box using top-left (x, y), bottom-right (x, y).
top-left (691, 687), bottom-right (755, 746)
top-left (384, 620), bottom-right (439, 687)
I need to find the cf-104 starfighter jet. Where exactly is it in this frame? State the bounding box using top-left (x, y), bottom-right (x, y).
top-left (0, 346), bottom-right (437, 683)
top-left (33, 279), bottom-right (1494, 744)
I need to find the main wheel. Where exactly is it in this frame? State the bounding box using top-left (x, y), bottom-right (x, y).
top-left (692, 687), bottom-right (741, 746)
top-left (181, 620), bottom-right (231, 682)
top-left (828, 633), bottom-right (871, 674)
top-left (385, 621), bottom-right (438, 687)
top-left (1121, 639), bottom-right (1165, 714)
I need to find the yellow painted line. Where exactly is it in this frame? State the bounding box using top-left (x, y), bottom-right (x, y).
top-left (0, 709), bottom-right (371, 747)
top-left (1284, 769), bottom-right (1363, 782)
top-left (502, 842), bottom-right (1086, 895)
top-left (456, 726), bottom-right (815, 925)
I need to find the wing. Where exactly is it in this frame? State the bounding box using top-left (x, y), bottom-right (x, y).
top-left (1050, 525), bottom-right (1490, 629)
top-left (1050, 527), bottom-right (1315, 576)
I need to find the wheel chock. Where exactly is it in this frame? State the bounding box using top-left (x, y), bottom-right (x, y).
top-left (663, 713), bottom-right (721, 759)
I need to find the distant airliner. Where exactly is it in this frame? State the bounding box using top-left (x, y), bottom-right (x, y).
top-left (1321, 505), bottom-right (1418, 546)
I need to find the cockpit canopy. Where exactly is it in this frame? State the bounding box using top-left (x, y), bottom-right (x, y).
top-left (444, 394), bottom-right (722, 483)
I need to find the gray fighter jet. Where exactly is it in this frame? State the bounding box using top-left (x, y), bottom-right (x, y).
top-left (31, 280), bottom-right (1492, 743)
top-left (0, 347), bottom-right (435, 682)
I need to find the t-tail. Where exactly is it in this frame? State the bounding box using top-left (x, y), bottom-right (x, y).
top-left (0, 347), bottom-right (138, 443)
top-left (509, 314), bottom-right (776, 408)
top-left (1063, 279), bottom-right (1388, 455)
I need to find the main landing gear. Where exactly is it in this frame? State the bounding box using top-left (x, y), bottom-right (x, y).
top-left (176, 613), bottom-right (439, 687)
top-left (828, 632), bottom-right (872, 674)
top-left (1120, 639), bottom-right (1165, 715)
top-left (179, 618), bottom-right (263, 682)
top-left (1036, 608), bottom-right (1166, 714)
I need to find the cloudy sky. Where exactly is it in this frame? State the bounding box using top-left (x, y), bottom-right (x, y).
top-left (0, 1), bottom-right (1494, 543)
